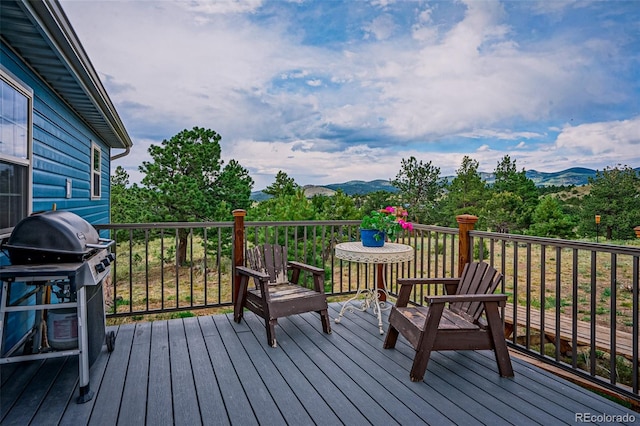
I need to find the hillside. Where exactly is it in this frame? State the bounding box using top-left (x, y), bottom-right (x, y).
top-left (476, 167), bottom-right (597, 186)
top-left (324, 179), bottom-right (398, 195)
top-left (250, 179), bottom-right (397, 201)
top-left (249, 167), bottom-right (616, 201)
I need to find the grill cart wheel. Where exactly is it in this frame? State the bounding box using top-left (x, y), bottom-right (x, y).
top-left (106, 331), bottom-right (116, 352)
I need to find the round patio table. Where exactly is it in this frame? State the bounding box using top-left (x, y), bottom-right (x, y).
top-left (334, 242), bottom-right (413, 334)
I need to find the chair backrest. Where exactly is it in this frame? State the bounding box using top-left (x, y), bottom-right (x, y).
top-left (450, 262), bottom-right (503, 322)
top-left (246, 243), bottom-right (289, 284)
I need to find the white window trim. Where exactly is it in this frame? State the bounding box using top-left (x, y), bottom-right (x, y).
top-left (90, 142), bottom-right (102, 199)
top-left (0, 66), bottom-right (33, 238)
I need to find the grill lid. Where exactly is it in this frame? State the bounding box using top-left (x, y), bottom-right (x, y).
top-left (4, 211), bottom-right (101, 263)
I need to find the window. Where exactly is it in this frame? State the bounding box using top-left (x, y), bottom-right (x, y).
top-left (0, 70), bottom-right (31, 237)
top-left (91, 142), bottom-right (101, 199)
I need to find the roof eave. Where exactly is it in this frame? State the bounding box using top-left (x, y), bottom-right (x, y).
top-left (4, 0), bottom-right (133, 151)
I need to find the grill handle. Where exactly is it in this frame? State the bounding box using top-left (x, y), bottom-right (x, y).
top-left (86, 238), bottom-right (115, 249)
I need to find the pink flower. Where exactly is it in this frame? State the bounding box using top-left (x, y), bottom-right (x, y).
top-left (384, 206), bottom-right (395, 213)
top-left (398, 219), bottom-right (413, 231)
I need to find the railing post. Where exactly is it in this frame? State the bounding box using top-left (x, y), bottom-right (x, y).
top-left (456, 214), bottom-right (478, 276)
top-left (232, 209), bottom-right (247, 304)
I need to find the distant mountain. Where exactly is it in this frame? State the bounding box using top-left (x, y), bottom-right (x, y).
top-left (524, 167), bottom-right (599, 186)
top-left (249, 167), bottom-right (621, 201)
top-left (250, 179), bottom-right (397, 201)
top-left (478, 167), bottom-right (598, 187)
top-left (250, 191), bottom-right (271, 202)
top-left (324, 179), bottom-right (398, 195)
top-left (249, 185), bottom-right (338, 202)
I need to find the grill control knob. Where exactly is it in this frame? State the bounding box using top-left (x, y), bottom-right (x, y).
top-left (107, 253), bottom-right (115, 263)
top-left (102, 258), bottom-right (111, 267)
top-left (95, 263), bottom-right (106, 273)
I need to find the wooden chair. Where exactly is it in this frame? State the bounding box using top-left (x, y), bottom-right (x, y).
top-left (234, 243), bottom-right (331, 347)
top-left (383, 261), bottom-right (514, 381)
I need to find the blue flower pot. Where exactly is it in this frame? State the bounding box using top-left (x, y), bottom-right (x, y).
top-left (360, 229), bottom-right (385, 247)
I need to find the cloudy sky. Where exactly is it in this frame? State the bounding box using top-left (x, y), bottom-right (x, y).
top-left (60, 0), bottom-right (640, 190)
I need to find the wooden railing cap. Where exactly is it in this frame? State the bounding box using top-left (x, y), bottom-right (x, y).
top-left (456, 214), bottom-right (478, 224)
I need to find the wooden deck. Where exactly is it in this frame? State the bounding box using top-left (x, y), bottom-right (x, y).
top-left (1, 302), bottom-right (637, 425)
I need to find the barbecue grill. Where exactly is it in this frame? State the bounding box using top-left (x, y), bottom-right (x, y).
top-left (0, 210), bottom-right (116, 403)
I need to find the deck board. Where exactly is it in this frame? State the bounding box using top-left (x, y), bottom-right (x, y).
top-left (119, 320), bottom-right (151, 425)
top-left (289, 311), bottom-right (426, 425)
top-left (1, 302), bottom-right (637, 425)
top-left (326, 304), bottom-right (503, 425)
top-left (90, 325), bottom-right (134, 426)
top-left (323, 306), bottom-right (460, 424)
top-left (168, 319), bottom-right (201, 426)
top-left (242, 313), bottom-right (342, 425)
top-left (57, 335), bottom-right (109, 426)
top-left (147, 320), bottom-right (172, 425)
top-left (198, 316), bottom-right (256, 426)
top-left (251, 314), bottom-right (370, 424)
top-left (30, 357), bottom-right (77, 426)
top-left (233, 315), bottom-right (314, 425)
top-left (279, 313), bottom-right (396, 425)
top-left (285, 317), bottom-right (403, 425)
top-left (212, 313), bottom-right (286, 426)
top-left (182, 317), bottom-right (228, 426)
top-left (2, 358), bottom-right (65, 425)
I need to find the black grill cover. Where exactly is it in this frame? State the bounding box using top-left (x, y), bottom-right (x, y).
top-left (4, 211), bottom-right (100, 264)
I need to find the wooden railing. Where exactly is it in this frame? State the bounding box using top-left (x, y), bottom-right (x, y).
top-left (96, 212), bottom-right (639, 403)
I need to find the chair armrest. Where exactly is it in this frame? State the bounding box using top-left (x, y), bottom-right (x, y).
top-left (425, 294), bottom-right (507, 304)
top-left (236, 265), bottom-right (270, 282)
top-left (288, 261), bottom-right (324, 275)
top-left (288, 261), bottom-right (326, 292)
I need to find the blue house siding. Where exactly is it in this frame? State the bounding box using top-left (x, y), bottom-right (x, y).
top-left (1, 43), bottom-right (111, 225)
top-left (1, 41), bottom-right (112, 351)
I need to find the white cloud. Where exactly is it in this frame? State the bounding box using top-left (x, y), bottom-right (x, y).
top-left (179, 0), bottom-right (264, 16)
top-left (372, 7), bottom-right (598, 140)
top-left (459, 129), bottom-right (542, 140)
top-left (59, 0), bottom-right (640, 190)
top-left (363, 14), bottom-right (396, 41)
top-left (555, 117), bottom-right (640, 156)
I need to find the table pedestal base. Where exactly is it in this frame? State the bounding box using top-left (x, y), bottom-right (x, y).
top-left (334, 288), bottom-right (391, 334)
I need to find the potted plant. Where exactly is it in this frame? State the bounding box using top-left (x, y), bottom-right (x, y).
top-left (360, 206), bottom-right (413, 247)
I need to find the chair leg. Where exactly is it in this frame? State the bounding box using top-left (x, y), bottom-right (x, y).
top-left (383, 324), bottom-right (399, 349)
top-left (233, 299), bottom-right (243, 323)
top-left (485, 302), bottom-right (514, 377)
top-left (234, 277), bottom-right (248, 323)
top-left (410, 347), bottom-right (433, 382)
top-left (266, 318), bottom-right (278, 348)
top-left (320, 309), bottom-right (332, 334)
top-left (409, 303), bottom-right (444, 381)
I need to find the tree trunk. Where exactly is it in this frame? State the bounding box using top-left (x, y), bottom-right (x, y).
top-left (177, 229), bottom-right (188, 266)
